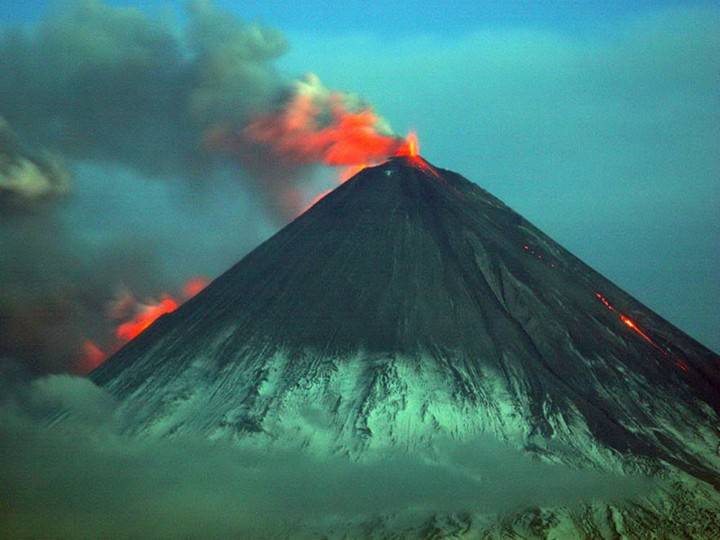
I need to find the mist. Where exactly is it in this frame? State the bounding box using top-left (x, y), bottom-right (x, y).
top-left (0, 366), bottom-right (653, 539)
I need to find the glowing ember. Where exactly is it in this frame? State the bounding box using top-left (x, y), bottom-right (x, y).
top-left (595, 292), bottom-right (615, 311)
top-left (182, 276), bottom-right (209, 299)
top-left (522, 243), bottom-right (556, 267)
top-left (79, 340), bottom-right (107, 373)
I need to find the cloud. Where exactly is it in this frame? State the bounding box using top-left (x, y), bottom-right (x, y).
top-left (0, 369), bottom-right (652, 539)
top-left (0, 116), bottom-right (70, 211)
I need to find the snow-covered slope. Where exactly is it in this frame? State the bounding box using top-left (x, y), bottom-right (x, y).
top-left (91, 156), bottom-right (720, 537)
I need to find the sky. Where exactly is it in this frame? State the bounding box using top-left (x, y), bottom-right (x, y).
top-left (0, 0), bottom-right (718, 374)
top-left (6, 0), bottom-right (717, 31)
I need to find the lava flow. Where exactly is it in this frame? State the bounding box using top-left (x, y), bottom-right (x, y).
top-left (595, 292), bottom-right (656, 347)
top-left (594, 292), bottom-right (689, 371)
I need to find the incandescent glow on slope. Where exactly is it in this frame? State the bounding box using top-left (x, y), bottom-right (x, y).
top-left (79, 276), bottom-right (210, 373)
top-left (594, 292), bottom-right (689, 372)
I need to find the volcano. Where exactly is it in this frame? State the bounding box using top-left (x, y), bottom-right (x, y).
top-left (91, 156), bottom-right (720, 536)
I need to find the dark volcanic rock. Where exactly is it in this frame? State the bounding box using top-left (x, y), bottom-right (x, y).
top-left (92, 156), bottom-right (720, 489)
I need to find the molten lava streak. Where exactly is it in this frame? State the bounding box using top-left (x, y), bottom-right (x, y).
top-left (595, 292), bottom-right (654, 345)
top-left (594, 292), bottom-right (688, 372)
top-left (619, 314), bottom-right (655, 345)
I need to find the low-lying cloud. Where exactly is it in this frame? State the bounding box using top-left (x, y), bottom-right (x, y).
top-left (0, 366), bottom-right (652, 539)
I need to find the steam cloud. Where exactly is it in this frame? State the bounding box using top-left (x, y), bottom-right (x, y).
top-left (0, 117), bottom-right (70, 210)
top-left (0, 0), bottom-right (399, 375)
top-left (0, 366), bottom-right (652, 539)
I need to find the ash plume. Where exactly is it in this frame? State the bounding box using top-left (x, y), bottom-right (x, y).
top-left (0, 213), bottom-right (170, 374)
top-left (207, 74), bottom-right (407, 218)
top-left (0, 0), bottom-right (286, 178)
top-left (0, 0), bottom-right (398, 375)
top-left (0, 0), bottom-right (398, 213)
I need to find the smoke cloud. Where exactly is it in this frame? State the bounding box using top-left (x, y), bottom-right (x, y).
top-left (0, 367), bottom-right (652, 539)
top-left (0, 0), bottom-right (398, 213)
top-left (0, 0), bottom-right (286, 179)
top-left (0, 117), bottom-right (70, 211)
top-left (0, 0), bottom-right (399, 375)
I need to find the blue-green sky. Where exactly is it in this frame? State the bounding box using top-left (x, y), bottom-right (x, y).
top-left (1, 0), bottom-right (718, 362)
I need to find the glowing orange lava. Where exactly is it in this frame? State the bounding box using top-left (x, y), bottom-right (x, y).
top-left (394, 131), bottom-right (420, 158)
top-left (403, 132), bottom-right (419, 157)
top-left (114, 276), bottom-right (208, 342)
top-left (619, 314), bottom-right (655, 345)
top-left (595, 291), bottom-right (688, 372)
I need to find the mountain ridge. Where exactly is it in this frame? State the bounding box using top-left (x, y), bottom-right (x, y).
top-left (90, 157), bottom-right (720, 535)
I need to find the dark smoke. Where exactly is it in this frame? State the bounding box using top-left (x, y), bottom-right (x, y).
top-left (0, 0), bottom-right (395, 212)
top-left (0, 0), bottom-right (396, 375)
top-left (0, 0), bottom-right (286, 179)
top-left (0, 207), bottom-right (171, 373)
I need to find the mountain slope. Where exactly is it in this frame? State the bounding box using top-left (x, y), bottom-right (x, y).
top-left (91, 156), bottom-right (720, 502)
